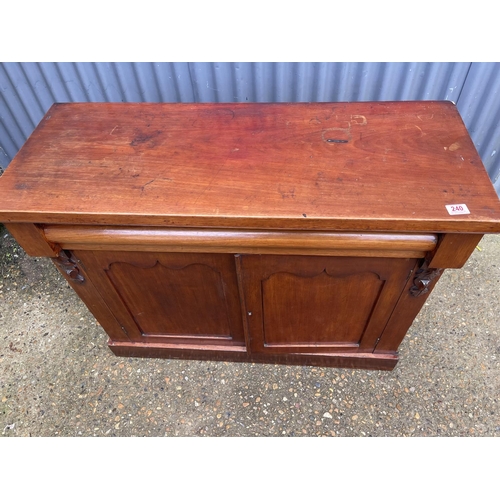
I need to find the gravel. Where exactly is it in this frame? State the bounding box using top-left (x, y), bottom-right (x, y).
top-left (1, 225), bottom-right (499, 437)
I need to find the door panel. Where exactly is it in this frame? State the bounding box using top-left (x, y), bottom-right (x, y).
top-left (261, 270), bottom-right (384, 347)
top-left (106, 261), bottom-right (232, 337)
top-left (74, 251), bottom-right (245, 347)
top-left (238, 255), bottom-right (416, 354)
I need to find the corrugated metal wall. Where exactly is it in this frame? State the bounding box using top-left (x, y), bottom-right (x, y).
top-left (1, 62), bottom-right (499, 196)
top-left (453, 63), bottom-right (500, 193)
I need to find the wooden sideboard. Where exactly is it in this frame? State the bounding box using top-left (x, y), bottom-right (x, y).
top-left (1, 101), bottom-right (499, 370)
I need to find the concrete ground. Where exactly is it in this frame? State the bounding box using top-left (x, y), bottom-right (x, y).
top-left (0, 224), bottom-right (499, 437)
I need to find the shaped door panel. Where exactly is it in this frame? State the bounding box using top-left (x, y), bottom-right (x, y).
top-left (74, 251), bottom-right (245, 348)
top-left (238, 255), bottom-right (416, 354)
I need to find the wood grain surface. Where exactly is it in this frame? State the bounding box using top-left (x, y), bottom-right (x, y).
top-left (74, 250), bottom-right (246, 348)
top-left (42, 225), bottom-right (437, 257)
top-left (1, 101), bottom-right (499, 233)
top-left (238, 254), bottom-right (416, 354)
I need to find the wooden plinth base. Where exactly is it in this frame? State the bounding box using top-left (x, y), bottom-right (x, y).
top-left (108, 341), bottom-right (398, 371)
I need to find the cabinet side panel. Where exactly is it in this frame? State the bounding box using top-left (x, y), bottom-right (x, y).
top-left (375, 262), bottom-right (443, 353)
top-left (52, 251), bottom-right (131, 342)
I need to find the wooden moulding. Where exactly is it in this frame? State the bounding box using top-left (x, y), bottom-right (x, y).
top-left (43, 225), bottom-right (437, 258)
top-left (108, 341), bottom-right (399, 370)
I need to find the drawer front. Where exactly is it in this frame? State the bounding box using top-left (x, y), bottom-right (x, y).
top-left (43, 225), bottom-right (437, 258)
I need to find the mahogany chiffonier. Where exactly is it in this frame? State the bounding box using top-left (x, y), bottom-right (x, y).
top-left (1, 102), bottom-right (499, 371)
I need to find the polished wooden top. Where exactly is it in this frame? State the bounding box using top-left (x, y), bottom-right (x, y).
top-left (0, 101), bottom-right (499, 232)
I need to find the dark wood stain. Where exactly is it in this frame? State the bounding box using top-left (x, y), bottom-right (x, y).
top-left (1, 102), bottom-right (499, 370)
top-left (0, 101), bottom-right (498, 233)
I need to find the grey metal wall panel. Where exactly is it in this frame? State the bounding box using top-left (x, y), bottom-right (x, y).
top-left (0, 62), bottom-right (498, 197)
top-left (167, 62), bottom-right (473, 104)
top-left (456, 62), bottom-right (500, 192)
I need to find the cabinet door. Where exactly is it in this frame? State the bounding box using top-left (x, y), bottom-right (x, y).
top-left (238, 255), bottom-right (416, 354)
top-left (74, 250), bottom-right (246, 349)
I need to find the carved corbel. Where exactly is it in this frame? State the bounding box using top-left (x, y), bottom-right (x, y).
top-left (53, 250), bottom-right (85, 283)
top-left (409, 266), bottom-right (442, 297)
